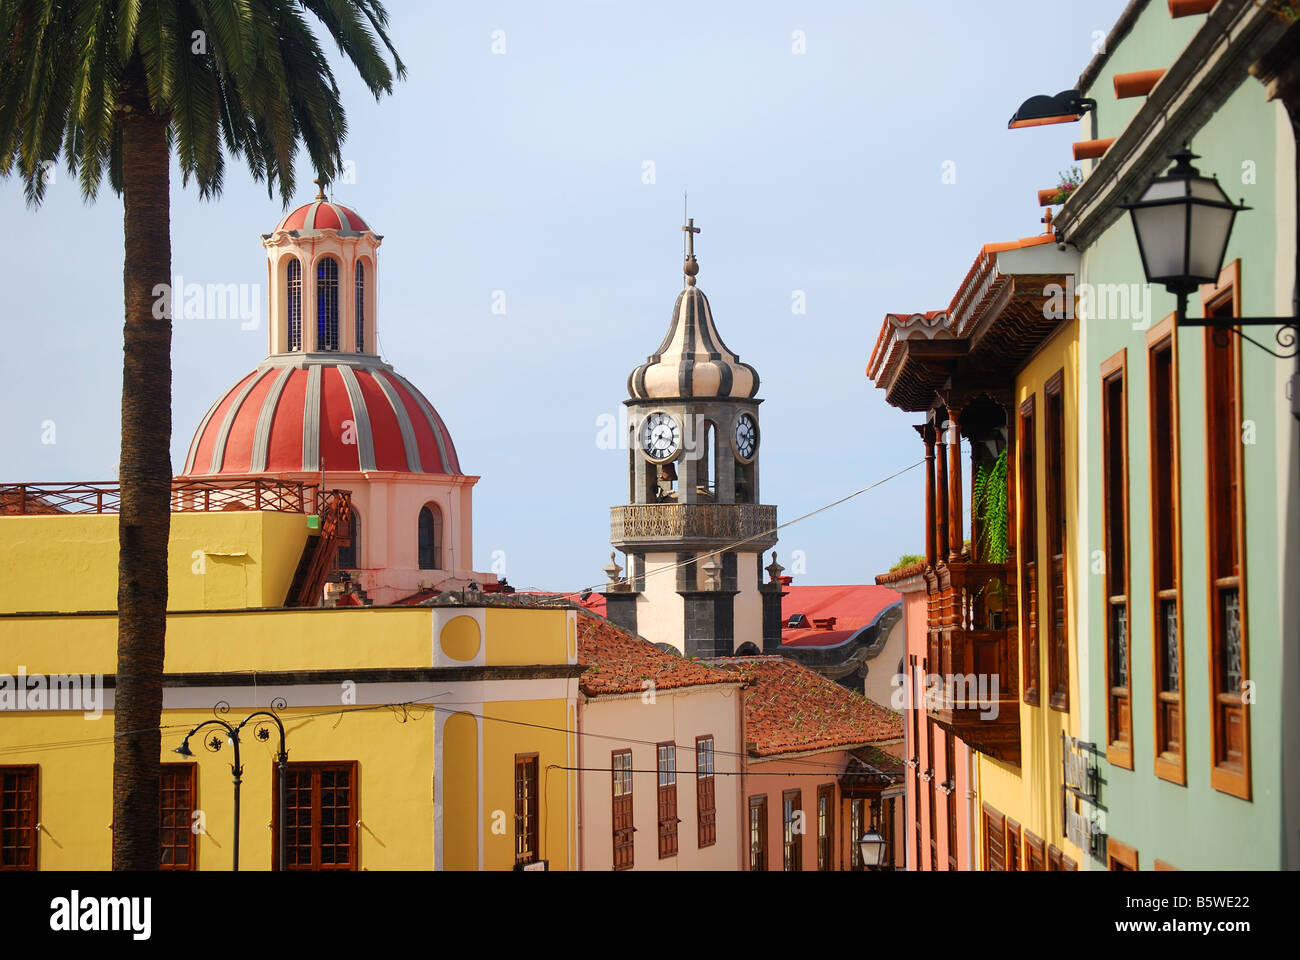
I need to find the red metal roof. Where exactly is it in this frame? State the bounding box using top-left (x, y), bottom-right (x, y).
top-left (781, 584), bottom-right (901, 648)
top-left (274, 200), bottom-right (371, 236)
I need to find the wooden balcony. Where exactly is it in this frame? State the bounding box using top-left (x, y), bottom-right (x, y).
top-left (924, 559), bottom-right (1021, 764)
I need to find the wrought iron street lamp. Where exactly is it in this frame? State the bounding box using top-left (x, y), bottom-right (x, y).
top-left (1123, 149), bottom-right (1299, 377)
top-left (858, 824), bottom-right (888, 870)
top-left (174, 699), bottom-right (290, 871)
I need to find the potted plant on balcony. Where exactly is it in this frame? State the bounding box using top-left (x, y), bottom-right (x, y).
top-left (1045, 166), bottom-right (1083, 205)
top-left (972, 448), bottom-right (1009, 564)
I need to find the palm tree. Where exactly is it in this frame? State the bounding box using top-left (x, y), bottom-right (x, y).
top-left (0, 0), bottom-right (404, 870)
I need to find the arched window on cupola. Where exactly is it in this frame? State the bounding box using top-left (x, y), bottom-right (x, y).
top-left (418, 504), bottom-right (443, 570)
top-left (287, 257), bottom-right (303, 351)
top-left (354, 260), bottom-right (366, 353)
top-left (317, 256), bottom-right (339, 351)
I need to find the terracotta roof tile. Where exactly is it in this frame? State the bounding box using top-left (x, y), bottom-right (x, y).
top-left (576, 612), bottom-right (741, 698)
top-left (706, 656), bottom-right (904, 757)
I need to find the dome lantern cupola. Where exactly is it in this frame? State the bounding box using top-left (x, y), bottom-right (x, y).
top-left (627, 218), bottom-right (760, 401)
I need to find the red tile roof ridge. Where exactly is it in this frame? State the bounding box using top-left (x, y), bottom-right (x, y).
top-left (575, 609), bottom-right (746, 698)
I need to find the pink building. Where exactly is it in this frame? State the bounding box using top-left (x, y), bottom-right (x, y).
top-left (876, 563), bottom-right (975, 870)
top-left (710, 656), bottom-right (906, 870)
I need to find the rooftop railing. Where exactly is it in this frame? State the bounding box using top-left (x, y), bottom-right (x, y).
top-left (0, 479), bottom-right (324, 516)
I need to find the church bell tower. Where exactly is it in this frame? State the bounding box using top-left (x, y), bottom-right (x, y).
top-left (605, 220), bottom-right (783, 657)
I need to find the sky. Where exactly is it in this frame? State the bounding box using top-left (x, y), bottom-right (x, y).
top-left (0, 0), bottom-right (1130, 592)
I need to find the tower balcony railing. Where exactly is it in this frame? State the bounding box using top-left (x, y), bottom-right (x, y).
top-left (923, 559), bottom-right (1022, 765)
top-left (1, 479), bottom-right (325, 516)
top-left (610, 502), bottom-right (778, 551)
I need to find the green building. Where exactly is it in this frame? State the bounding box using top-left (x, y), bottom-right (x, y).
top-left (1048, 0), bottom-right (1299, 869)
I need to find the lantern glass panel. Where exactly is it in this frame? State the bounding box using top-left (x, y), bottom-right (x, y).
top-left (1132, 202), bottom-right (1188, 280)
top-left (1188, 204), bottom-right (1235, 281)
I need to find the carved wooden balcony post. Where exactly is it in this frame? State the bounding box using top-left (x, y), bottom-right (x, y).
top-left (917, 423), bottom-right (937, 567)
top-left (947, 406), bottom-right (964, 562)
top-left (935, 416), bottom-right (949, 563)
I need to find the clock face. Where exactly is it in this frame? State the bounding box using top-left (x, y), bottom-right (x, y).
top-left (734, 413), bottom-right (758, 461)
top-left (640, 412), bottom-right (681, 461)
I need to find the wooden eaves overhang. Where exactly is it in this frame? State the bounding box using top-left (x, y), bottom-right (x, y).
top-left (866, 234), bottom-right (1079, 410)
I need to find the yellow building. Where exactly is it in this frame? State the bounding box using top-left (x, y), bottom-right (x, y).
top-left (0, 492), bottom-right (580, 871)
top-left (867, 229), bottom-right (1087, 870)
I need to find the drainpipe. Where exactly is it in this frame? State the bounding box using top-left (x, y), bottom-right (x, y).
top-left (967, 745), bottom-right (978, 871)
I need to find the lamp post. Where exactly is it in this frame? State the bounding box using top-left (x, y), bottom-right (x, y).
top-left (1122, 148), bottom-right (1299, 417)
top-left (175, 699), bottom-right (290, 872)
top-left (858, 823), bottom-right (888, 870)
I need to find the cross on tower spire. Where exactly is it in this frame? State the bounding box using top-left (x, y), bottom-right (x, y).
top-left (682, 217), bottom-right (701, 285)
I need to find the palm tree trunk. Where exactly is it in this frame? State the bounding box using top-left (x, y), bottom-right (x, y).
top-left (112, 56), bottom-right (172, 871)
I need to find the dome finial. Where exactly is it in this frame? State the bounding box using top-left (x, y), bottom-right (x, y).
top-left (682, 216), bottom-right (700, 286)
top-left (313, 176), bottom-right (327, 200)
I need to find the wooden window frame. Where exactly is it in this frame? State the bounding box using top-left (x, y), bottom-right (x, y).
top-left (782, 788), bottom-right (803, 871)
top-left (850, 797), bottom-right (864, 870)
top-left (1025, 830), bottom-right (1046, 871)
top-left (981, 802), bottom-right (1006, 871)
top-left (749, 795), bottom-right (768, 871)
top-left (514, 753), bottom-right (540, 867)
top-left (1202, 261), bottom-right (1251, 801)
top-left (1047, 843), bottom-right (1064, 871)
top-left (1154, 858), bottom-right (1179, 871)
top-left (272, 760), bottom-right (359, 871)
top-left (0, 765), bottom-right (38, 871)
top-left (1005, 817), bottom-right (1021, 871)
top-left (696, 735), bottom-right (716, 848)
top-left (1101, 349), bottom-right (1134, 768)
top-left (159, 762), bottom-right (198, 871)
top-left (1044, 370), bottom-right (1070, 712)
top-left (611, 749), bottom-right (634, 870)
top-left (944, 732), bottom-right (957, 870)
top-left (1147, 314), bottom-right (1187, 786)
top-left (1018, 396), bottom-right (1041, 706)
top-left (656, 742), bottom-right (678, 859)
top-left (1062, 853), bottom-right (1079, 871)
top-left (816, 784), bottom-right (835, 871)
top-left (926, 716), bottom-right (937, 871)
top-left (1108, 836), bottom-right (1138, 871)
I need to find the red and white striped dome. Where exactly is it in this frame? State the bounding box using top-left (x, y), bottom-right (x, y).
top-left (183, 359), bottom-right (461, 476)
top-left (273, 199), bottom-right (371, 237)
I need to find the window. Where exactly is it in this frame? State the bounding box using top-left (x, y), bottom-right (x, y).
top-left (696, 736), bottom-right (716, 848)
top-left (816, 784), bottom-right (834, 871)
top-left (514, 754), bottom-right (539, 866)
top-left (945, 733), bottom-right (957, 870)
top-left (1025, 830), bottom-right (1046, 871)
top-left (275, 761), bottom-right (357, 870)
top-left (1044, 370), bottom-right (1069, 711)
top-left (354, 260), bottom-right (366, 352)
top-left (1047, 844), bottom-right (1064, 871)
top-left (418, 504), bottom-right (443, 570)
top-left (316, 257), bottom-right (340, 351)
top-left (287, 257), bottom-right (303, 351)
top-left (981, 803), bottom-right (1005, 871)
top-left (1005, 818), bottom-right (1021, 871)
top-left (1203, 264), bottom-right (1250, 801)
top-left (1, 766), bottom-right (37, 871)
top-left (782, 789), bottom-right (802, 871)
top-left (1018, 396), bottom-right (1040, 706)
top-left (656, 743), bottom-right (678, 859)
top-left (1148, 318), bottom-right (1185, 784)
top-left (749, 795), bottom-right (768, 871)
top-left (611, 750), bottom-right (634, 870)
top-left (926, 717), bottom-right (937, 871)
top-left (335, 507), bottom-right (359, 570)
top-left (1102, 351), bottom-right (1133, 768)
top-left (159, 764), bottom-right (197, 871)
top-left (850, 798), bottom-right (864, 870)
top-left (1108, 836), bottom-right (1138, 871)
